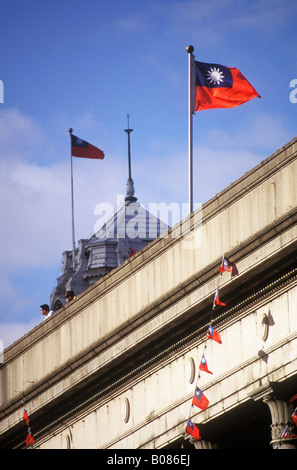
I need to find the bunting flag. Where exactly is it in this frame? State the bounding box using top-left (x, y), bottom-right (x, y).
top-left (26, 427), bottom-right (35, 446)
top-left (185, 419), bottom-right (200, 440)
top-left (194, 60), bottom-right (261, 111)
top-left (207, 324), bottom-right (222, 344)
top-left (218, 255), bottom-right (239, 279)
top-left (23, 408), bottom-right (29, 426)
top-left (199, 354), bottom-right (213, 374)
top-left (219, 256), bottom-right (231, 274)
top-left (71, 133), bottom-right (105, 159)
top-left (292, 407), bottom-right (297, 427)
top-left (192, 387), bottom-right (209, 411)
top-left (213, 289), bottom-right (226, 307)
top-left (128, 248), bottom-right (137, 257)
top-left (282, 425), bottom-right (297, 439)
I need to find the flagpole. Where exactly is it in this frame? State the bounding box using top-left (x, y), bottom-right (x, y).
top-left (68, 128), bottom-right (76, 271)
top-left (186, 45), bottom-right (195, 214)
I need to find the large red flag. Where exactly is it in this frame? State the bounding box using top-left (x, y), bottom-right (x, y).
top-left (194, 61), bottom-right (261, 111)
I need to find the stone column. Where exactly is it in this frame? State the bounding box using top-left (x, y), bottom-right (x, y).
top-left (184, 435), bottom-right (218, 449)
top-left (263, 397), bottom-right (297, 449)
top-left (249, 382), bottom-right (297, 449)
top-left (191, 439), bottom-right (218, 449)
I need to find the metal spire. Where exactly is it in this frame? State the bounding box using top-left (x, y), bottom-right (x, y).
top-left (124, 114), bottom-right (137, 204)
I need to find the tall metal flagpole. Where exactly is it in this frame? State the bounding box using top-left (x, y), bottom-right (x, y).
top-left (186, 45), bottom-right (195, 214)
top-left (68, 127), bottom-right (76, 270)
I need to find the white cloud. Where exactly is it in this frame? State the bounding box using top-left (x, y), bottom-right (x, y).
top-left (0, 108), bottom-right (46, 158)
top-left (0, 321), bottom-right (38, 350)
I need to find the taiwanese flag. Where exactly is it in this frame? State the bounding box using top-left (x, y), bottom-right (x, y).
top-left (192, 387), bottom-right (209, 411)
top-left (282, 425), bottom-right (297, 439)
top-left (206, 324), bottom-right (222, 344)
top-left (71, 134), bottom-right (105, 159)
top-left (292, 407), bottom-right (297, 427)
top-left (219, 256), bottom-right (231, 274)
top-left (199, 354), bottom-right (213, 374)
top-left (26, 428), bottom-right (35, 446)
top-left (23, 408), bottom-right (29, 426)
top-left (213, 289), bottom-right (226, 307)
top-left (185, 419), bottom-right (200, 440)
top-left (194, 61), bottom-right (261, 111)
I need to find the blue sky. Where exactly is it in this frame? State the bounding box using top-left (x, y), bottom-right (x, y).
top-left (1, 0), bottom-right (297, 348)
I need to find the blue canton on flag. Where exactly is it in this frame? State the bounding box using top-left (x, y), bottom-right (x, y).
top-left (195, 62), bottom-right (233, 89)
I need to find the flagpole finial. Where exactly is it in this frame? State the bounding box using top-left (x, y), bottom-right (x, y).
top-left (68, 128), bottom-right (73, 134)
top-left (186, 45), bottom-right (194, 54)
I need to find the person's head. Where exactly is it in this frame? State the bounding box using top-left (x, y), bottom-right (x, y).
top-left (65, 290), bottom-right (74, 302)
top-left (40, 304), bottom-right (50, 316)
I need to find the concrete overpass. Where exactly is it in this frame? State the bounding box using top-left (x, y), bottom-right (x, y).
top-left (1, 137), bottom-right (297, 449)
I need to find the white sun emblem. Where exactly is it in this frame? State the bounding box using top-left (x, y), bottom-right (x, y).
top-left (206, 67), bottom-right (225, 86)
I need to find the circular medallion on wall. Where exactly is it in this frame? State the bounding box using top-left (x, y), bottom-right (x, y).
top-left (261, 313), bottom-right (269, 342)
top-left (121, 397), bottom-right (130, 423)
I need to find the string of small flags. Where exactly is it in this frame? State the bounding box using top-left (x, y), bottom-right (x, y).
top-left (22, 405), bottom-right (35, 447)
top-left (184, 255), bottom-right (297, 444)
top-left (184, 255), bottom-right (237, 442)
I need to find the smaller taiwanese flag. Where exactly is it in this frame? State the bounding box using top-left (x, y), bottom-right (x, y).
top-left (292, 407), bottom-right (297, 427)
top-left (23, 408), bottom-right (29, 426)
top-left (282, 425), bottom-right (297, 439)
top-left (207, 324), bottom-right (222, 344)
top-left (192, 387), bottom-right (209, 411)
top-left (219, 256), bottom-right (232, 274)
top-left (185, 419), bottom-right (200, 440)
top-left (26, 427), bottom-right (35, 446)
top-left (71, 134), bottom-right (105, 159)
top-left (194, 60), bottom-right (261, 111)
top-left (199, 354), bottom-right (213, 374)
top-left (213, 289), bottom-right (226, 307)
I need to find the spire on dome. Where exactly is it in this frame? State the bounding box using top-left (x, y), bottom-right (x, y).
top-left (124, 114), bottom-right (137, 204)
